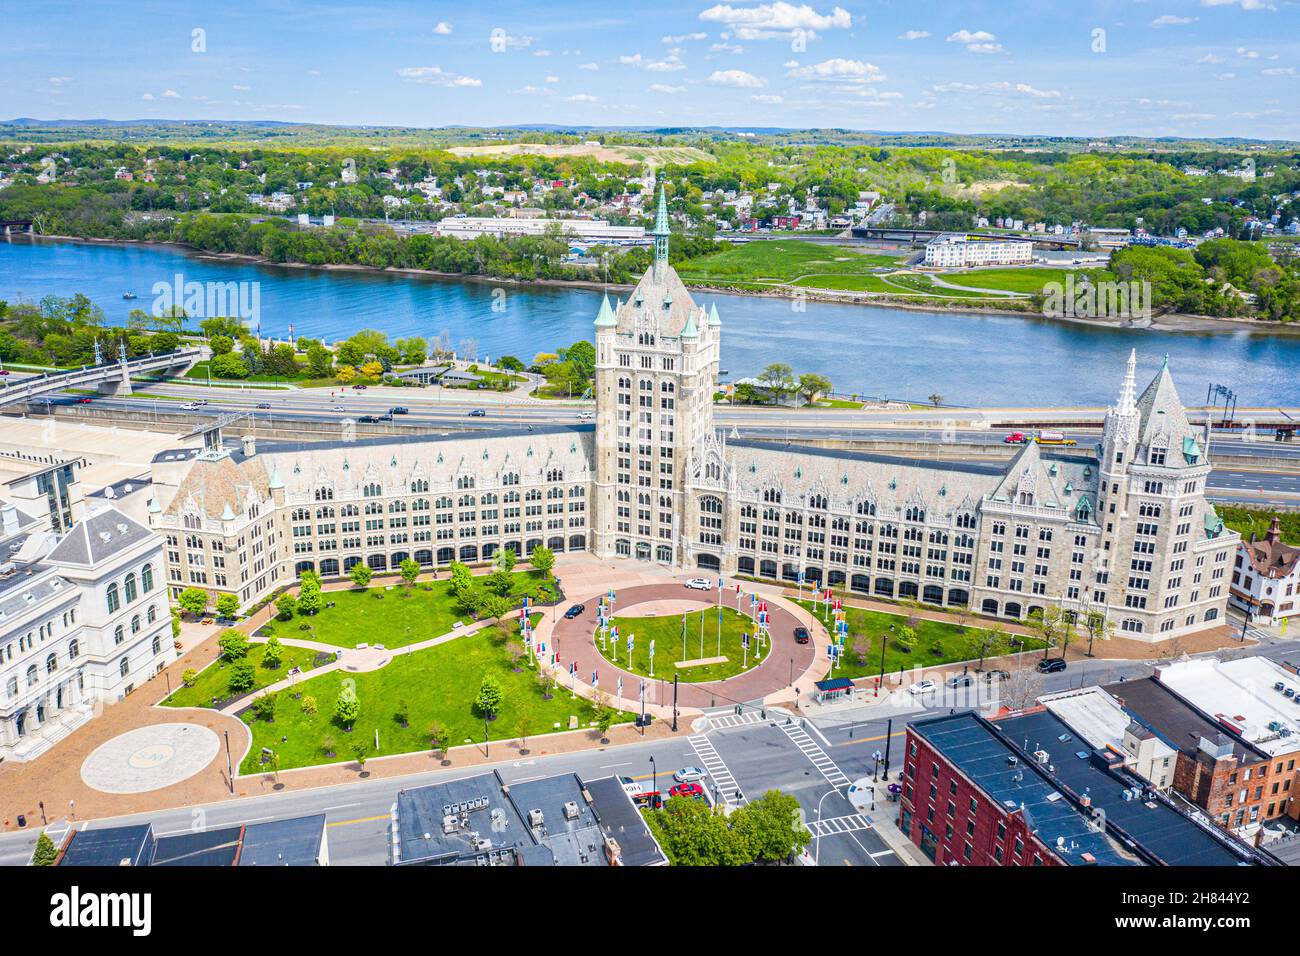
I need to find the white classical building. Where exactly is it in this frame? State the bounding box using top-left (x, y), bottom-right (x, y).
top-left (1230, 516), bottom-right (1300, 626)
top-left (148, 189), bottom-right (1236, 643)
top-left (923, 233), bottom-right (1033, 268)
top-left (0, 462), bottom-right (173, 761)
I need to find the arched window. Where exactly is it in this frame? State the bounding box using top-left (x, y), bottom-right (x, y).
top-left (809, 493), bottom-right (827, 510)
top-left (26, 664), bottom-right (38, 688)
top-left (45, 653), bottom-right (57, 674)
top-left (147, 605), bottom-right (158, 623)
top-left (124, 572), bottom-right (138, 604)
top-left (68, 639), bottom-right (80, 659)
top-left (141, 563), bottom-right (154, 593)
top-left (314, 486), bottom-right (335, 501)
top-left (363, 482), bottom-right (382, 497)
top-left (131, 615), bottom-right (141, 634)
top-left (106, 583), bottom-right (120, 614)
top-left (119, 657), bottom-right (130, 678)
top-left (856, 500), bottom-right (876, 517)
top-left (411, 478), bottom-right (429, 493)
top-left (114, 625), bottom-right (124, 645)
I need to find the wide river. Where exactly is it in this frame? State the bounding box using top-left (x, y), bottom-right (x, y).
top-left (2, 236), bottom-right (1296, 407)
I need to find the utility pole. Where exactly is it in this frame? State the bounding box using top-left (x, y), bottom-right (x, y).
top-left (671, 674), bottom-right (679, 732)
top-left (882, 717), bottom-right (893, 781)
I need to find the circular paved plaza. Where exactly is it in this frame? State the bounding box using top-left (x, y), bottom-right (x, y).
top-left (80, 722), bottom-right (221, 794)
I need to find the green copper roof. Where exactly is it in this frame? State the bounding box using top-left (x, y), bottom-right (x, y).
top-left (594, 293), bottom-right (616, 327)
top-left (268, 468), bottom-right (284, 490)
top-left (708, 302), bottom-right (721, 327)
top-left (147, 497), bottom-right (161, 514)
top-left (654, 185), bottom-right (670, 237)
top-left (680, 311), bottom-right (699, 339)
top-left (221, 503), bottom-right (236, 521)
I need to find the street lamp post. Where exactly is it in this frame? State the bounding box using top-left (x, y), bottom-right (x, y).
top-left (649, 755), bottom-right (657, 807)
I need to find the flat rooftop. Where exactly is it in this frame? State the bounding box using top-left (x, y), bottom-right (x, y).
top-left (1155, 658), bottom-right (1300, 757)
top-left (1103, 676), bottom-right (1267, 764)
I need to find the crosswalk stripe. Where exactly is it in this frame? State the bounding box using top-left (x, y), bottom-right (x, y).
top-left (688, 734), bottom-right (747, 805)
top-left (807, 813), bottom-right (872, 837)
top-left (780, 723), bottom-right (852, 788)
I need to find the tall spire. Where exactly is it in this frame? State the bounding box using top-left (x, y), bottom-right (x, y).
top-left (653, 183), bottom-right (669, 279)
top-left (1117, 348), bottom-right (1138, 415)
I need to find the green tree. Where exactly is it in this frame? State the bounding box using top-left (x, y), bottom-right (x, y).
top-left (215, 593), bottom-right (239, 619)
top-left (31, 832), bottom-right (58, 866)
top-left (217, 629), bottom-right (250, 662)
top-left (208, 334), bottom-right (234, 356)
top-left (306, 342), bottom-right (333, 377)
top-left (349, 562), bottom-right (372, 589)
top-left (759, 362), bottom-right (796, 405)
top-left (399, 557), bottom-right (421, 590)
top-left (210, 352), bottom-right (249, 379)
top-left (654, 798), bottom-right (749, 866)
top-left (497, 354), bottom-right (524, 372)
top-left (251, 691), bottom-right (278, 722)
top-left (261, 635), bottom-right (283, 669)
top-left (730, 790), bottom-right (811, 863)
top-left (528, 544), bottom-right (555, 578)
top-left (177, 587), bottom-right (209, 617)
top-left (274, 593), bottom-right (296, 621)
top-left (296, 571), bottom-right (324, 616)
top-left (181, 668), bottom-right (198, 687)
top-left (228, 661), bottom-right (256, 694)
top-left (475, 673), bottom-right (505, 718)
top-left (429, 719), bottom-right (451, 760)
top-left (797, 372), bottom-right (831, 405)
top-left (334, 682), bottom-right (360, 730)
top-left (482, 593), bottom-right (514, 624)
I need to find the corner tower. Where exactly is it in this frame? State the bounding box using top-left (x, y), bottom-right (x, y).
top-left (592, 186), bottom-right (720, 564)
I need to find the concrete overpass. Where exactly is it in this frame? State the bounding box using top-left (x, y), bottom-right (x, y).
top-left (0, 348), bottom-right (202, 408)
top-left (0, 219), bottom-right (34, 236)
top-left (849, 225), bottom-right (1083, 250)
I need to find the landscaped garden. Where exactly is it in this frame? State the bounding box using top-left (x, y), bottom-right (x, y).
top-left (237, 617), bottom-right (631, 774)
top-left (596, 606), bottom-right (766, 682)
top-left (793, 600), bottom-right (1044, 680)
top-left (256, 566), bottom-right (557, 650)
top-left (164, 638), bottom-right (325, 709)
top-left (675, 239), bottom-right (898, 290)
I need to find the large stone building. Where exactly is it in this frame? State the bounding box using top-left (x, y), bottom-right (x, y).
top-left (149, 189), bottom-right (1237, 643)
top-left (0, 462), bottom-right (174, 761)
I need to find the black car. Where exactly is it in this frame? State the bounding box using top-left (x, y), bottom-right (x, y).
top-left (1036, 657), bottom-right (1068, 674)
top-left (563, 604), bottom-right (585, 619)
top-left (468, 409), bottom-right (486, 417)
top-left (983, 669), bottom-right (1011, 682)
top-left (356, 415), bottom-right (379, 424)
top-left (793, 626), bottom-right (811, 645)
top-left (353, 384), bottom-right (367, 390)
top-left (390, 406), bottom-right (409, 415)
top-left (256, 402), bottom-right (271, 409)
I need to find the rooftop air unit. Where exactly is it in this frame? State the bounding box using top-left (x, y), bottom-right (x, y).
top-left (563, 801), bottom-right (581, 821)
top-left (528, 808), bottom-right (544, 829)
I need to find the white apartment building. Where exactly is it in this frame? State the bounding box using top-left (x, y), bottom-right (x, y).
top-left (923, 233), bottom-right (1034, 268)
top-left (1230, 516), bottom-right (1299, 625)
top-left (435, 217), bottom-right (646, 244)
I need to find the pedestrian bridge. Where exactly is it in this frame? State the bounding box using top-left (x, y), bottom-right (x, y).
top-left (0, 348), bottom-right (203, 408)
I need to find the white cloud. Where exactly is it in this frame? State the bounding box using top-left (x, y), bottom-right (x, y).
top-left (711, 41), bottom-right (744, 53)
top-left (1172, 112), bottom-right (1216, 120)
top-left (162, 89), bottom-right (180, 98)
top-left (1151, 15), bottom-right (1196, 27)
top-left (662, 32), bottom-right (707, 43)
top-left (1262, 66), bottom-right (1296, 74)
top-left (232, 84), bottom-right (251, 91)
top-left (618, 54), bottom-right (643, 65)
top-left (1198, 53), bottom-right (1226, 63)
top-left (534, 49), bottom-right (553, 57)
top-left (397, 66), bottom-right (483, 87)
top-left (545, 74), bottom-right (559, 83)
top-left (787, 58), bottom-right (885, 82)
top-left (649, 83), bottom-right (687, 93)
top-left (620, 52), bottom-right (686, 72)
top-left (898, 30), bottom-right (931, 40)
top-left (752, 93), bottom-right (784, 103)
top-left (141, 92), bottom-right (154, 100)
top-left (567, 93), bottom-right (598, 102)
top-left (699, 2), bottom-right (851, 41)
top-left (946, 29), bottom-right (1004, 54)
top-left (1214, 72), bottom-right (1237, 79)
top-left (47, 76), bottom-right (72, 86)
top-left (1237, 47), bottom-right (1261, 58)
top-left (433, 21), bottom-right (452, 35)
top-left (492, 32), bottom-right (533, 50)
top-left (1202, 0), bottom-right (1276, 9)
top-left (708, 69), bottom-right (766, 87)
top-left (579, 62), bottom-right (599, 71)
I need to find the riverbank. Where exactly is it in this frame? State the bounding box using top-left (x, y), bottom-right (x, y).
top-left (24, 233), bottom-right (1299, 335)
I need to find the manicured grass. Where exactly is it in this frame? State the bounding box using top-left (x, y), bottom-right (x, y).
top-left (789, 273), bottom-right (902, 293)
top-left (597, 606), bottom-right (767, 682)
top-left (258, 571), bottom-right (555, 649)
top-left (164, 642), bottom-right (324, 709)
top-left (878, 273), bottom-right (1001, 298)
top-left (937, 267), bottom-right (1107, 295)
top-left (676, 240), bottom-right (897, 286)
top-left (794, 599), bottom-right (1043, 680)
top-left (237, 621), bottom-right (630, 773)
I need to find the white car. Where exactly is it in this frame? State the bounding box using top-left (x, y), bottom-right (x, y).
top-left (180, 401), bottom-right (200, 410)
top-left (907, 680), bottom-right (937, 696)
top-left (684, 578), bottom-right (713, 590)
top-left (674, 766), bottom-right (706, 783)
top-left (332, 404), bottom-right (345, 412)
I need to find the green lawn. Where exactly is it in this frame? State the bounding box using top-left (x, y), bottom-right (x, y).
top-left (937, 267), bottom-right (1107, 295)
top-left (237, 621), bottom-right (630, 773)
top-left (878, 273), bottom-right (1002, 298)
top-left (789, 273), bottom-right (903, 293)
top-left (164, 642), bottom-right (325, 709)
top-left (257, 571), bottom-right (555, 649)
top-left (597, 606), bottom-right (767, 682)
top-left (794, 600), bottom-right (1043, 680)
top-left (676, 240), bottom-right (897, 286)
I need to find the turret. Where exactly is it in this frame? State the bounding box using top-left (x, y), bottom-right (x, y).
top-left (652, 185), bottom-right (670, 280)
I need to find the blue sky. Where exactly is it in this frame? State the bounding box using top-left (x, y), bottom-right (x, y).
top-left (4, 0), bottom-right (1298, 139)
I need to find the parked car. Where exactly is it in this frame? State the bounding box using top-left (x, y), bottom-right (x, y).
top-left (945, 674), bottom-right (974, 689)
top-left (390, 406), bottom-right (409, 415)
top-left (793, 626), bottom-right (811, 645)
top-left (563, 604), bottom-right (585, 619)
top-left (907, 680), bottom-right (936, 696)
top-left (75, 397), bottom-right (93, 404)
top-left (684, 577), bottom-right (712, 590)
top-left (673, 767), bottom-right (706, 783)
top-left (0, 369), bottom-right (9, 376)
top-left (1037, 657), bottom-right (1068, 674)
top-left (618, 775), bottom-right (647, 796)
top-left (983, 669), bottom-right (1011, 682)
top-left (669, 783), bottom-right (704, 800)
top-left (468, 408), bottom-right (486, 417)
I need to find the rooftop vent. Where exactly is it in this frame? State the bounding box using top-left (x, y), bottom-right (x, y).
top-left (563, 800), bottom-right (581, 821)
top-left (527, 808), bottom-right (544, 829)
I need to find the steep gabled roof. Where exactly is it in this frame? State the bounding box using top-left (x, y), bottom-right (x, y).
top-left (1135, 360), bottom-right (1199, 464)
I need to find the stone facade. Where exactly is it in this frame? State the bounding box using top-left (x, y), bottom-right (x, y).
top-left (148, 191), bottom-right (1236, 643)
